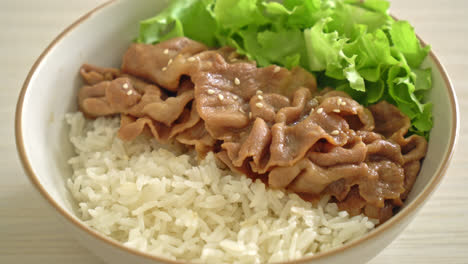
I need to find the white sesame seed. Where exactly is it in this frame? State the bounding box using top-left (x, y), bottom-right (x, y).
top-left (249, 112), bottom-right (252, 119)
top-left (168, 59), bottom-right (173, 65)
top-left (317, 108), bottom-right (324, 114)
top-left (187, 57), bottom-right (196, 62)
top-left (337, 98), bottom-right (342, 105)
top-left (234, 78), bottom-right (240, 85)
top-left (218, 94), bottom-right (224, 101)
top-left (122, 83), bottom-right (129, 89)
top-left (207, 89), bottom-right (215, 95)
top-left (309, 98), bottom-right (319, 107)
top-left (162, 67), bottom-right (167, 72)
top-left (233, 94), bottom-right (239, 100)
top-left (331, 130), bottom-right (339, 136)
top-left (341, 101), bottom-right (347, 106)
top-left (163, 49), bottom-right (169, 54)
top-left (333, 109), bottom-right (341, 113)
top-left (256, 90), bottom-right (263, 95)
top-left (258, 95), bottom-right (264, 100)
top-left (255, 102), bottom-right (264, 108)
top-left (127, 90), bottom-right (133, 95)
top-left (310, 108), bottom-right (315, 115)
top-left (274, 66), bottom-right (281, 73)
top-left (239, 108), bottom-right (245, 113)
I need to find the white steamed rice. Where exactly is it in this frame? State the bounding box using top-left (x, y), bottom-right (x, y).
top-left (65, 112), bottom-right (377, 263)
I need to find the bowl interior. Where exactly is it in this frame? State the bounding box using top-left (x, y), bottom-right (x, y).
top-left (16, 0), bottom-right (457, 261)
top-left (18, 0), bottom-right (169, 218)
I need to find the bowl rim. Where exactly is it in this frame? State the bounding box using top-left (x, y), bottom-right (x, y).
top-left (15, 1), bottom-right (460, 263)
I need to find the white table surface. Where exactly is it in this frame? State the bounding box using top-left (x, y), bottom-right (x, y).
top-left (1, 0), bottom-right (467, 263)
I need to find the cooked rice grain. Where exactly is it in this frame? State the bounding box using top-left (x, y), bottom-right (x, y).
top-left (66, 112), bottom-right (377, 263)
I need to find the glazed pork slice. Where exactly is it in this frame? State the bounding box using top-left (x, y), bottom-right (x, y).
top-left (121, 37), bottom-right (207, 91)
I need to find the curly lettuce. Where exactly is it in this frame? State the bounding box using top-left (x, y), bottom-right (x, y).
top-left (137, 0), bottom-right (432, 138)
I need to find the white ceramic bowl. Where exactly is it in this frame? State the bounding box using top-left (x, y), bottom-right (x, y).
top-left (15, 0), bottom-right (459, 263)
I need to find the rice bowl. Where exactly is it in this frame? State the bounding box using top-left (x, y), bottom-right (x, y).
top-left (15, 0), bottom-right (458, 264)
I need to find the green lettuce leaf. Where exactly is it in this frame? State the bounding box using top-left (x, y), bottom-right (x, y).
top-left (342, 54), bottom-right (366, 91)
top-left (345, 0), bottom-right (390, 14)
top-left (390, 21), bottom-right (431, 68)
top-left (326, 1), bottom-right (389, 39)
top-left (304, 18), bottom-right (346, 72)
top-left (366, 80), bottom-right (385, 103)
top-left (413, 68), bottom-right (432, 91)
top-left (412, 103), bottom-right (433, 134)
top-left (257, 27), bottom-right (307, 68)
top-left (344, 26), bottom-right (397, 82)
top-left (283, 0), bottom-right (324, 28)
top-left (213, 0), bottom-right (268, 29)
top-left (137, 0), bottom-right (217, 46)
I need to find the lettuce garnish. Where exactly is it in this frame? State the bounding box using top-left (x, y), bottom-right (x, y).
top-left (137, 0), bottom-right (432, 138)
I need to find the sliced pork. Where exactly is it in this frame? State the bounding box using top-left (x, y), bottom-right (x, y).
top-left (77, 37), bottom-right (428, 222)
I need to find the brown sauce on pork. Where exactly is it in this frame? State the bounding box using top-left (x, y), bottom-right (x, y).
top-left (78, 37), bottom-right (428, 223)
